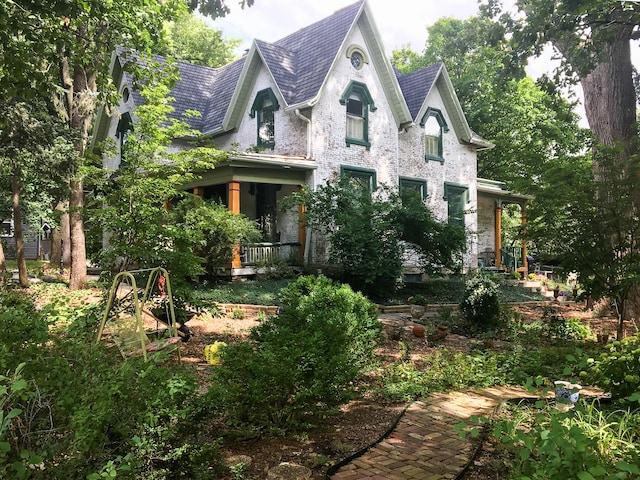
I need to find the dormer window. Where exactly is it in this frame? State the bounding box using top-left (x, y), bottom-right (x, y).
top-left (250, 88), bottom-right (280, 149)
top-left (420, 107), bottom-right (449, 164)
top-left (340, 81), bottom-right (376, 150)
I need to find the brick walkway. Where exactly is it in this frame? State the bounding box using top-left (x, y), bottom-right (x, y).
top-left (329, 386), bottom-right (603, 480)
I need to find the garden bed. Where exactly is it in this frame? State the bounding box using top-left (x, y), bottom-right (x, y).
top-left (173, 301), bottom-right (635, 479)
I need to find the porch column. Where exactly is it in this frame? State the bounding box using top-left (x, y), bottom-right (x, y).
top-left (495, 200), bottom-right (502, 269)
top-left (297, 186), bottom-right (306, 261)
top-left (193, 186), bottom-right (204, 198)
top-left (520, 204), bottom-right (528, 272)
top-left (228, 181), bottom-right (242, 268)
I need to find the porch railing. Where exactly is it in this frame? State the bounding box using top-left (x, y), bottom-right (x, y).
top-left (241, 242), bottom-right (301, 266)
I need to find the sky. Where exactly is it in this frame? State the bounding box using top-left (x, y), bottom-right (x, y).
top-left (209, 0), bottom-right (640, 126)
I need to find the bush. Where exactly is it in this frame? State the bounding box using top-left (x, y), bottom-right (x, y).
top-left (589, 336), bottom-right (640, 400)
top-left (460, 274), bottom-right (501, 331)
top-left (209, 275), bottom-right (381, 430)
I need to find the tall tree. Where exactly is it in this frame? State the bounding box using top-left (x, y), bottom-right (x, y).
top-left (0, 0), bottom-right (255, 289)
top-left (508, 0), bottom-right (639, 161)
top-left (0, 101), bottom-right (74, 286)
top-left (158, 13), bottom-right (240, 67)
top-left (392, 14), bottom-right (589, 258)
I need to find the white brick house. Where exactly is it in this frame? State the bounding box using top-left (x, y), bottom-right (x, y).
top-left (93, 0), bottom-right (529, 276)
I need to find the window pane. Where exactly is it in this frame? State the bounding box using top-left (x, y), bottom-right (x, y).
top-left (425, 135), bottom-right (439, 157)
top-left (258, 109), bottom-right (274, 144)
top-left (447, 191), bottom-right (465, 226)
top-left (346, 115), bottom-right (364, 140)
top-left (346, 98), bottom-right (363, 116)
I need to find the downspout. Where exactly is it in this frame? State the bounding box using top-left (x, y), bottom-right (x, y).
top-left (295, 108), bottom-right (313, 262)
top-left (295, 108), bottom-right (312, 159)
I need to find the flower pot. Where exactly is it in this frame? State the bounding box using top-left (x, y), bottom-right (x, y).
top-left (554, 381), bottom-right (582, 410)
top-left (412, 325), bottom-right (425, 338)
top-left (437, 325), bottom-right (448, 338)
top-left (410, 305), bottom-right (425, 320)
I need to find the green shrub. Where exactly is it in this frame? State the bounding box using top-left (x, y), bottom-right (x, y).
top-left (209, 275), bottom-right (381, 430)
top-left (460, 274), bottom-right (501, 331)
top-left (589, 335), bottom-right (640, 400)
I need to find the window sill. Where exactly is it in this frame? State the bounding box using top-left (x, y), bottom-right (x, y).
top-left (346, 138), bottom-right (371, 150)
top-left (424, 154), bottom-right (444, 164)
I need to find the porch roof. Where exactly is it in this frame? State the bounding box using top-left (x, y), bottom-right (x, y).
top-left (184, 153), bottom-right (316, 189)
top-left (477, 178), bottom-right (532, 205)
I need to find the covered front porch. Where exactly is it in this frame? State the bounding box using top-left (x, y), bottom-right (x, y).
top-left (185, 153), bottom-right (316, 277)
top-left (476, 179), bottom-right (533, 275)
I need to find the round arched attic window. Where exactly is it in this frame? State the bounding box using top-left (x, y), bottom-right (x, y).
top-left (346, 45), bottom-right (369, 70)
top-left (122, 87), bottom-right (130, 102)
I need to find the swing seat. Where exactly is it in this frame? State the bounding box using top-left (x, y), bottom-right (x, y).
top-left (109, 315), bottom-right (180, 358)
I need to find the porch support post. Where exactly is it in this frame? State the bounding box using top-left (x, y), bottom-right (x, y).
top-left (228, 181), bottom-right (242, 268)
top-left (193, 186), bottom-right (204, 198)
top-left (520, 204), bottom-right (528, 273)
top-left (495, 200), bottom-right (502, 269)
top-left (297, 186), bottom-right (306, 261)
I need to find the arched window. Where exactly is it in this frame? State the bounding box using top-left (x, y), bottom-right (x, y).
top-left (420, 107), bottom-right (449, 163)
top-left (250, 88), bottom-right (280, 149)
top-left (340, 81), bottom-right (376, 150)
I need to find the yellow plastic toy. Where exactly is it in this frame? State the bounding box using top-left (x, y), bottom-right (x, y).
top-left (203, 341), bottom-right (227, 365)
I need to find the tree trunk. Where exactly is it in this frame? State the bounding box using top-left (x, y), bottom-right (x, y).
top-left (64, 61), bottom-right (96, 290)
top-left (580, 25), bottom-right (637, 163)
top-left (0, 236), bottom-right (6, 286)
top-left (11, 163), bottom-right (29, 287)
top-left (50, 202), bottom-right (71, 270)
top-left (69, 178), bottom-right (87, 289)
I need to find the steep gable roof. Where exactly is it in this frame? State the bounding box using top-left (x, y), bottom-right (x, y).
top-left (397, 63), bottom-right (493, 149)
top-left (396, 63), bottom-right (442, 120)
top-left (98, 0), bottom-right (484, 145)
top-left (267, 1), bottom-right (363, 105)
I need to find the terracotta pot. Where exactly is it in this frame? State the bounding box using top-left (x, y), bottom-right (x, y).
top-left (437, 325), bottom-right (448, 338)
top-left (412, 325), bottom-right (425, 337)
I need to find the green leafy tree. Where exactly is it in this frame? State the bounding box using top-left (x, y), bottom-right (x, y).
top-left (158, 13), bottom-right (240, 67)
top-left (91, 60), bottom-right (226, 296)
top-left (557, 149), bottom-right (640, 339)
top-left (0, 0), bottom-right (255, 290)
top-left (0, 101), bottom-right (76, 286)
top-left (506, 0), bottom-right (639, 162)
top-left (392, 14), bottom-right (589, 259)
top-left (296, 176), bottom-right (466, 299)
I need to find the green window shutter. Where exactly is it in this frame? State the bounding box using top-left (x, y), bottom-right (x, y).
top-left (420, 108), bottom-right (448, 164)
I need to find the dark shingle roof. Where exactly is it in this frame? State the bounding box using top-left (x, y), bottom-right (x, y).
top-left (396, 62), bottom-right (442, 120)
top-left (170, 62), bottom-right (220, 130)
top-left (267, 1), bottom-right (364, 105)
top-left (121, 1), bottom-right (439, 135)
top-left (200, 57), bottom-right (245, 133)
